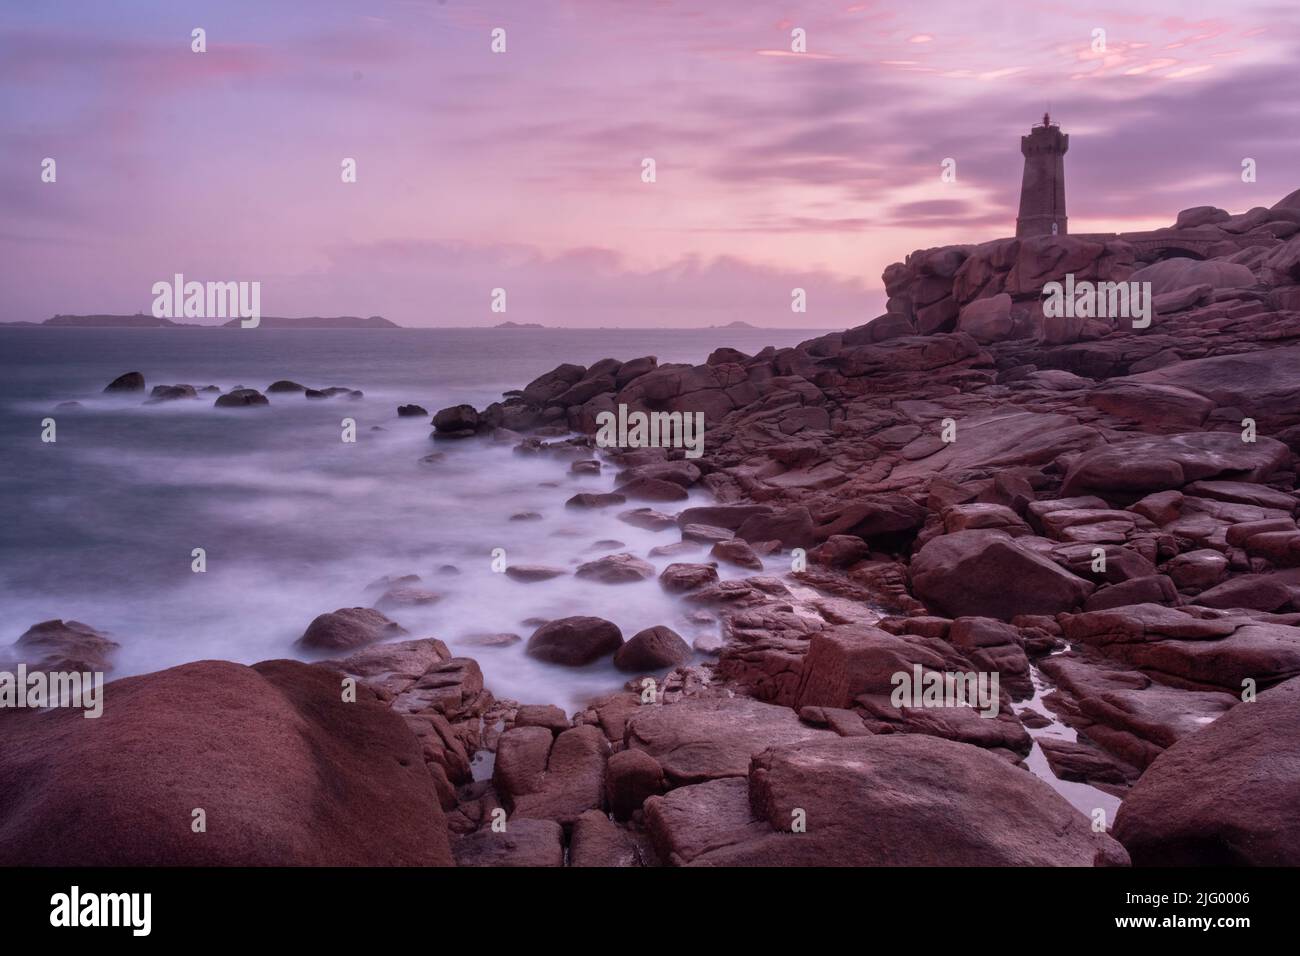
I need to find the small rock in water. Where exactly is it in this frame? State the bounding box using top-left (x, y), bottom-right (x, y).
top-left (397, 404), bottom-right (428, 417)
top-left (266, 380), bottom-right (307, 393)
top-left (505, 564), bottom-right (567, 582)
top-left (373, 586), bottom-right (442, 612)
top-left (566, 492), bottom-right (627, 509)
top-left (681, 523), bottom-right (734, 544)
top-left (618, 477), bottom-right (688, 502)
top-left (459, 632), bottom-right (522, 648)
top-left (575, 552), bottom-right (655, 584)
top-left (659, 562), bottom-right (720, 593)
top-left (297, 607), bottom-right (407, 651)
top-left (526, 616), bottom-right (623, 666)
top-left (104, 371), bottom-right (145, 392)
top-left (432, 404), bottom-right (479, 435)
top-left (619, 507), bottom-right (678, 531)
top-left (364, 573), bottom-right (422, 593)
top-left (710, 538), bottom-right (763, 570)
top-left (649, 541), bottom-right (702, 558)
top-left (214, 388), bottom-right (269, 408)
top-left (145, 384), bottom-right (197, 403)
top-left (10, 619), bottom-right (121, 673)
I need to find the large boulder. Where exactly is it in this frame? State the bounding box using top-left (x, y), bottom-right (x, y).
top-left (656, 735), bottom-right (1127, 866)
top-left (522, 363), bottom-right (586, 406)
top-left (508, 725), bottom-right (610, 826)
top-left (956, 293), bottom-right (1014, 344)
top-left (1061, 604), bottom-right (1300, 692)
top-left (1174, 206), bottom-right (1230, 229)
top-left (1113, 676), bottom-right (1300, 865)
top-left (1009, 236), bottom-right (1131, 294)
top-left (432, 404), bottom-right (480, 435)
top-left (1061, 432), bottom-right (1291, 498)
top-left (0, 659), bottom-right (453, 865)
top-left (1129, 258), bottom-right (1257, 296)
top-left (526, 617), bottom-right (623, 666)
top-left (624, 696), bottom-right (829, 785)
top-left (1117, 347), bottom-right (1300, 431)
top-left (910, 530), bottom-right (1093, 619)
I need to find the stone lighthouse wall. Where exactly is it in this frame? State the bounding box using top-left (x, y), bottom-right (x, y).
top-left (1016, 122), bottom-right (1069, 237)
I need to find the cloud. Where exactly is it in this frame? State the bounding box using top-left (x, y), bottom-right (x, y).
top-left (1, 0), bottom-right (1296, 326)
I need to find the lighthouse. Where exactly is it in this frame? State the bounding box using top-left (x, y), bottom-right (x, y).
top-left (1016, 113), bottom-right (1068, 238)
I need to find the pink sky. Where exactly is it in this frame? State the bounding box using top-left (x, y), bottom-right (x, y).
top-left (2, 0), bottom-right (1297, 326)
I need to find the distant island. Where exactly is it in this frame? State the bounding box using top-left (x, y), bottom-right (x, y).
top-left (221, 315), bottom-right (399, 329)
top-left (709, 320), bottom-right (757, 329)
top-left (493, 321), bottom-right (545, 329)
top-left (44, 314), bottom-right (185, 328)
top-left (2, 314), bottom-right (400, 329)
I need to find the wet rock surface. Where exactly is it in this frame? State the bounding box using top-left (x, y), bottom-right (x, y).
top-left (414, 200), bottom-right (1300, 866)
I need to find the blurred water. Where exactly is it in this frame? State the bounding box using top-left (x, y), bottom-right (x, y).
top-left (0, 326), bottom-right (821, 712)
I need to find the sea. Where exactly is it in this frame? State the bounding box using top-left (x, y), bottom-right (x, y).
top-left (0, 326), bottom-right (821, 713)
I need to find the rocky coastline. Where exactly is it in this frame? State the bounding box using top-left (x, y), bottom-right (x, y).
top-left (5, 189), bottom-right (1300, 867)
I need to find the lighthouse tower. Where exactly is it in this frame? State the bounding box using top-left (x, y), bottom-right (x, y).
top-left (1016, 113), bottom-right (1068, 237)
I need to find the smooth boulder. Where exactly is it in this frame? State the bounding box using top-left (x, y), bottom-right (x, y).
top-left (0, 659), bottom-right (453, 865)
top-left (214, 388), bottom-right (269, 408)
top-left (297, 607), bottom-right (407, 652)
top-left (613, 626), bottom-right (692, 672)
top-left (1113, 677), bottom-right (1300, 865)
top-left (104, 371), bottom-right (145, 392)
top-left (526, 617), bottom-right (623, 666)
